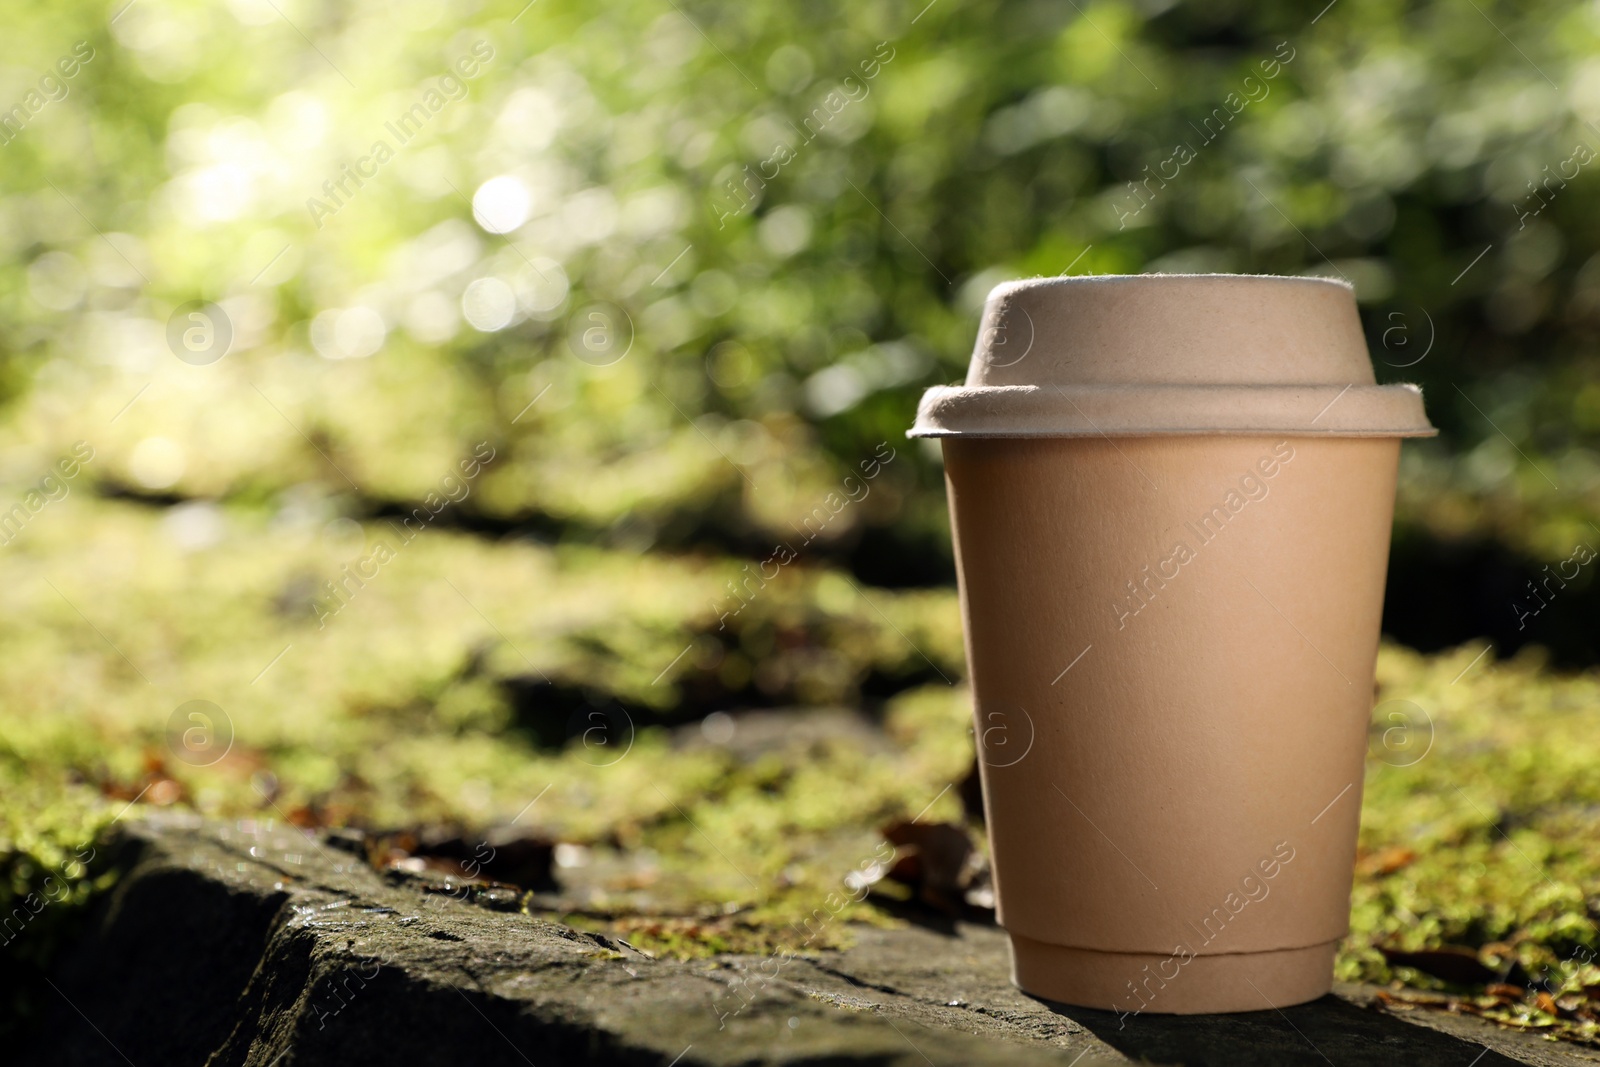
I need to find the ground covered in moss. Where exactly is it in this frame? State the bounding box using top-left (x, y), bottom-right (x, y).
top-left (2, 486), bottom-right (1599, 1044)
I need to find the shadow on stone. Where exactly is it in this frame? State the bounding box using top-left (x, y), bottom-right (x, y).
top-left (865, 894), bottom-right (964, 936)
top-left (1040, 993), bottom-right (1524, 1067)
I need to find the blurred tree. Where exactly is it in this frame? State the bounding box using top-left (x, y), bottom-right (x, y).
top-left (0, 0), bottom-right (1595, 589)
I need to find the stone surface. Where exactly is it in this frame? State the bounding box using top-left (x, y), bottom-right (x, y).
top-left (27, 816), bottom-right (1600, 1066)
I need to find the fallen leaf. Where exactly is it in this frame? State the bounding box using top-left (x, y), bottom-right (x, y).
top-left (1378, 945), bottom-right (1498, 986)
top-left (365, 825), bottom-right (556, 891)
top-left (879, 820), bottom-right (992, 920)
top-left (1357, 846), bottom-right (1417, 876)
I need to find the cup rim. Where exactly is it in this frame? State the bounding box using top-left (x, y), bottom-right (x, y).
top-left (986, 272), bottom-right (1356, 299)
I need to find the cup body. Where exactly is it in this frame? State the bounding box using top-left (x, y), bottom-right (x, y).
top-left (945, 433), bottom-right (1400, 1013)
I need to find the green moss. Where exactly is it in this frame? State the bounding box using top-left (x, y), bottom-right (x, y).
top-left (8, 495), bottom-right (1600, 1045)
top-left (1339, 642), bottom-right (1600, 1039)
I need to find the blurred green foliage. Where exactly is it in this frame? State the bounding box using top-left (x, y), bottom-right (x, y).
top-left (0, 0), bottom-right (1596, 567)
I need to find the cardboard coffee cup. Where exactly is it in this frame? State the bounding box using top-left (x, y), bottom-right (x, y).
top-left (910, 275), bottom-right (1434, 1014)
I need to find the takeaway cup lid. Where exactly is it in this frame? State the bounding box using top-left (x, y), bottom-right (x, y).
top-left (909, 274), bottom-right (1436, 438)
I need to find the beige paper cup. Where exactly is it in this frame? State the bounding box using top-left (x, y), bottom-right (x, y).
top-left (911, 275), bottom-right (1434, 1015)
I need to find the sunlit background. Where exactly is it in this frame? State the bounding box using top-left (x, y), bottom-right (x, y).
top-left (7, 0), bottom-right (1600, 1044)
